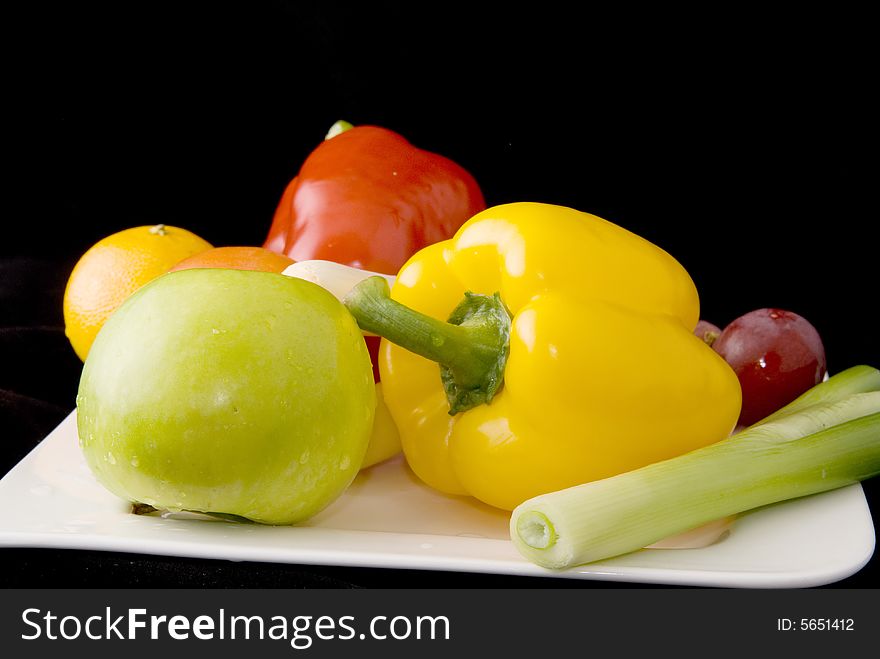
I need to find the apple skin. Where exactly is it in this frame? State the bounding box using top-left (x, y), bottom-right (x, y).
top-left (76, 268), bottom-right (376, 524)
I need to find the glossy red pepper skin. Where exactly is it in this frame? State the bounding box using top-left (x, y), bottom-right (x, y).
top-left (264, 125), bottom-right (486, 275)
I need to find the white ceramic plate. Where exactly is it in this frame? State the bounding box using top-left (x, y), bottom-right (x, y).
top-left (0, 411), bottom-right (875, 587)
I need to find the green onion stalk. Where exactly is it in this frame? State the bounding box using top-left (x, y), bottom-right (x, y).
top-left (510, 365), bottom-right (880, 569)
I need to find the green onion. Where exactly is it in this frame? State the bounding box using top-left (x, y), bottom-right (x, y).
top-left (510, 365), bottom-right (880, 569)
top-left (752, 364), bottom-right (880, 426)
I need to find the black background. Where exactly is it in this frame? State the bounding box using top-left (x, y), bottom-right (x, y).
top-left (2, 3), bottom-right (878, 587)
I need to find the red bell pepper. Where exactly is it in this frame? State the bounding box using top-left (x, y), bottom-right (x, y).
top-left (264, 123), bottom-right (486, 276)
top-left (266, 123), bottom-right (485, 381)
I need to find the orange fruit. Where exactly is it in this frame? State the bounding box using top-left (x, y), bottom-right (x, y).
top-left (63, 224), bottom-right (213, 361)
top-left (169, 246), bottom-right (295, 273)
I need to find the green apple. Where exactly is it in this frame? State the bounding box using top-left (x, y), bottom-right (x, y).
top-left (76, 268), bottom-right (376, 524)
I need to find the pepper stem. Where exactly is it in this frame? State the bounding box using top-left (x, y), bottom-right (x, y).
top-left (325, 119), bottom-right (354, 140)
top-left (343, 276), bottom-right (511, 415)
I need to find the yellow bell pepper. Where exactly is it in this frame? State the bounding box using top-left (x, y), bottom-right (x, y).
top-left (344, 202), bottom-right (742, 510)
top-left (359, 382), bottom-right (402, 469)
